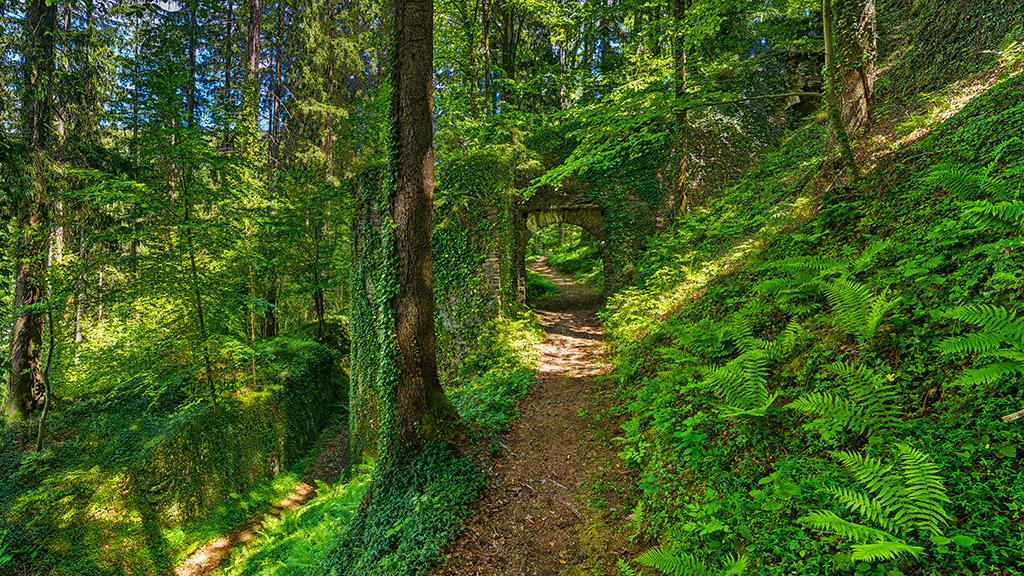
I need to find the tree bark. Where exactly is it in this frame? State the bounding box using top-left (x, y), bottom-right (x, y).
top-left (836, 0), bottom-right (876, 134)
top-left (823, 0), bottom-right (859, 181)
top-left (390, 0), bottom-right (460, 451)
top-left (670, 0), bottom-right (691, 219)
top-left (5, 0), bottom-right (57, 426)
top-left (245, 0), bottom-right (263, 129)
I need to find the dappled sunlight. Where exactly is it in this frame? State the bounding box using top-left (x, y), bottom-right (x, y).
top-left (175, 482), bottom-right (315, 576)
top-left (862, 61), bottom-right (1024, 169)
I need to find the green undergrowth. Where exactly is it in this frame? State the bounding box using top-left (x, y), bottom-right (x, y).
top-left (313, 443), bottom-right (484, 575)
top-left (0, 337), bottom-right (344, 575)
top-left (215, 465), bottom-right (373, 576)
top-left (212, 312), bottom-right (543, 575)
top-left (526, 269), bottom-right (561, 300)
top-left (548, 240), bottom-right (605, 289)
top-left (605, 66), bottom-right (1024, 574)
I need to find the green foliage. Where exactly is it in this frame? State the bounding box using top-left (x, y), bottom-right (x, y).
top-left (600, 15), bottom-right (1024, 575)
top-left (938, 304), bottom-right (1024, 387)
top-left (449, 369), bottom-right (533, 435)
top-left (963, 199), bottom-right (1024, 234)
top-left (220, 465), bottom-right (373, 575)
top-left (801, 445), bottom-right (951, 562)
top-left (0, 529), bottom-right (12, 568)
top-left (786, 362), bottom-right (900, 441)
top-left (757, 241), bottom-right (897, 338)
top-left (525, 270), bottom-right (560, 300)
top-left (0, 338), bottom-right (340, 574)
top-left (636, 546), bottom-right (747, 576)
top-left (315, 443), bottom-right (485, 576)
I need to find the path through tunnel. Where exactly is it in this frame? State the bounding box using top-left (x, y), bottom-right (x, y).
top-left (516, 206), bottom-right (610, 305)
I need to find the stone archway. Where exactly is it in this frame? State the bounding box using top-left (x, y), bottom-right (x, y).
top-left (515, 205), bottom-right (609, 302)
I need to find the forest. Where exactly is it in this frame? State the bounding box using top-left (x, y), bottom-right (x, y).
top-left (0, 0), bottom-right (1022, 574)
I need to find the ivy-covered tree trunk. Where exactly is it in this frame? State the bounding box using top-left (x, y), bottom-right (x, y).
top-left (5, 0), bottom-right (57, 426)
top-left (350, 0), bottom-right (461, 465)
top-left (390, 0), bottom-right (461, 451)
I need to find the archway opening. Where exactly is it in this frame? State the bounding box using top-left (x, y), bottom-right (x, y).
top-left (524, 223), bottom-right (605, 301)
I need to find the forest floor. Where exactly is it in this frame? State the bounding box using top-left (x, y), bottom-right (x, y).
top-left (435, 258), bottom-right (639, 576)
top-left (174, 423), bottom-right (351, 576)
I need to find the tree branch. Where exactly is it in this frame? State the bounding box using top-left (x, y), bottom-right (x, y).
top-left (690, 91), bottom-right (823, 109)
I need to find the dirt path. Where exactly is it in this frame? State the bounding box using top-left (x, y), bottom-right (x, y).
top-left (174, 422), bottom-right (350, 576)
top-left (435, 259), bottom-right (637, 576)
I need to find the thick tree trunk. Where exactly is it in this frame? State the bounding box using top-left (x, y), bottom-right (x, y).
top-left (390, 0), bottom-right (460, 450)
top-left (5, 0), bottom-right (57, 426)
top-left (836, 0), bottom-right (876, 134)
top-left (6, 194), bottom-right (48, 424)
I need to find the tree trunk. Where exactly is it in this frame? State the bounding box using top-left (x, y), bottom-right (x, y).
top-left (483, 0), bottom-right (493, 115)
top-left (188, 1), bottom-right (198, 128)
top-left (224, 0), bottom-right (235, 143)
top-left (670, 0), bottom-right (691, 220)
top-left (389, 0), bottom-right (460, 451)
top-left (74, 231), bottom-right (85, 366)
top-left (244, 0), bottom-right (263, 130)
top-left (835, 0), bottom-right (876, 134)
top-left (5, 0), bottom-right (57, 426)
top-left (823, 0), bottom-right (859, 181)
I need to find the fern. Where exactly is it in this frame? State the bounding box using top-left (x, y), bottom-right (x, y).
top-left (850, 541), bottom-right (925, 562)
top-left (964, 200), bottom-right (1024, 234)
top-left (786, 362), bottom-right (900, 440)
top-left (637, 547), bottom-right (711, 576)
top-left (756, 244), bottom-right (897, 336)
top-left (636, 547), bottom-right (747, 576)
top-left (800, 444), bottom-right (950, 563)
top-left (938, 304), bottom-right (1024, 387)
top-left (824, 279), bottom-right (898, 339)
top-left (702, 349), bottom-right (777, 417)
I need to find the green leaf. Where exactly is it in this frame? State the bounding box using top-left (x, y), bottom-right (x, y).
top-left (998, 445), bottom-right (1017, 458)
top-left (951, 535), bottom-right (977, 547)
top-left (779, 480), bottom-right (802, 497)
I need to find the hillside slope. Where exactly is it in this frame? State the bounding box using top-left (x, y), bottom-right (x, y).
top-left (604, 10), bottom-right (1024, 574)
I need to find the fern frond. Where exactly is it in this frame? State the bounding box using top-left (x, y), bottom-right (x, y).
top-left (823, 361), bottom-right (875, 383)
top-left (897, 444), bottom-right (952, 534)
top-left (923, 163), bottom-right (982, 197)
top-left (636, 547), bottom-right (710, 576)
top-left (937, 333), bottom-right (1006, 355)
top-left (768, 320), bottom-right (804, 360)
top-left (825, 278), bottom-right (874, 333)
top-left (852, 240), bottom-right (891, 274)
top-left (952, 360), bottom-right (1024, 386)
top-left (946, 304), bottom-right (1018, 335)
top-left (964, 200), bottom-right (1024, 233)
top-left (865, 291), bottom-right (899, 339)
top-left (763, 255), bottom-right (845, 274)
top-left (826, 486), bottom-right (897, 533)
top-left (721, 554), bottom-right (748, 576)
top-left (704, 351), bottom-right (773, 416)
top-left (790, 363), bottom-right (900, 438)
top-left (800, 510), bottom-right (895, 542)
top-left (754, 277), bottom-right (795, 296)
top-left (851, 541), bottom-right (925, 562)
top-left (723, 316), bottom-right (754, 345)
top-left (720, 393), bottom-right (777, 417)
